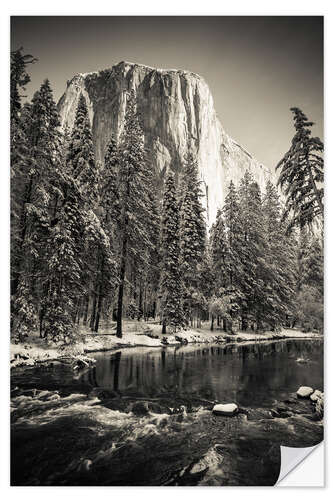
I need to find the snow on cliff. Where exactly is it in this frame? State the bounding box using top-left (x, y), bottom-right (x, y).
top-left (58, 61), bottom-right (276, 225)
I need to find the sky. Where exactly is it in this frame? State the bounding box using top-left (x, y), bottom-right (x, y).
top-left (10, 16), bottom-right (323, 169)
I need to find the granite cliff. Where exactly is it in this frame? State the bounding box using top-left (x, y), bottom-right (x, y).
top-left (58, 61), bottom-right (275, 224)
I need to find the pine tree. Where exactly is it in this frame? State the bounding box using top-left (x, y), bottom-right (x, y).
top-left (138, 158), bottom-right (161, 321)
top-left (276, 107), bottom-right (324, 232)
top-left (41, 92), bottom-right (109, 341)
top-left (42, 177), bottom-right (84, 342)
top-left (12, 79), bottom-right (62, 340)
top-left (237, 173), bottom-right (267, 330)
top-left (179, 150), bottom-right (206, 325)
top-left (115, 90), bottom-right (159, 337)
top-left (10, 48), bottom-right (36, 298)
top-left (10, 48), bottom-right (36, 125)
top-left (210, 208), bottom-right (227, 293)
top-left (67, 93), bottom-right (99, 204)
top-left (261, 180), bottom-right (297, 330)
top-left (84, 209), bottom-right (118, 333)
top-left (302, 236), bottom-right (323, 295)
top-left (240, 180), bottom-right (267, 330)
top-left (209, 209), bottom-right (230, 330)
top-left (103, 136), bottom-right (121, 230)
top-left (291, 228), bottom-right (323, 332)
top-left (160, 171), bottom-right (184, 333)
top-left (221, 180), bottom-right (244, 330)
top-left (86, 136), bottom-right (120, 333)
top-left (223, 181), bottom-right (243, 288)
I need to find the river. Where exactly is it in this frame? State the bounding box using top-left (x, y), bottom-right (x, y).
top-left (11, 338), bottom-right (323, 486)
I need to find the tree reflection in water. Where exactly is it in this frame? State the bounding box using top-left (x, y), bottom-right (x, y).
top-left (83, 339), bottom-right (323, 407)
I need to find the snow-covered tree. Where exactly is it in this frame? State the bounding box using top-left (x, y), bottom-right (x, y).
top-left (179, 150), bottom-right (206, 324)
top-left (115, 90), bottom-right (159, 337)
top-left (277, 107), bottom-right (324, 232)
top-left (160, 171), bottom-right (184, 333)
top-left (12, 79), bottom-right (63, 340)
top-left (67, 93), bottom-right (99, 205)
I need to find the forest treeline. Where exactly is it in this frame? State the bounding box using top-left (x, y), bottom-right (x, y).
top-left (10, 49), bottom-right (324, 343)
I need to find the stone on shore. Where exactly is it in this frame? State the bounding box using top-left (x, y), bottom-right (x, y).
top-left (296, 386), bottom-right (314, 398)
top-left (313, 391), bottom-right (324, 419)
top-left (310, 389), bottom-right (323, 402)
top-left (212, 403), bottom-right (238, 416)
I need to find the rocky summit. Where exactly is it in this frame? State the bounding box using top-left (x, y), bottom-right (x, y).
top-left (58, 61), bottom-right (276, 224)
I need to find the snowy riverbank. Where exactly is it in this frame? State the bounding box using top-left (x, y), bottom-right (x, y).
top-left (10, 322), bottom-right (323, 369)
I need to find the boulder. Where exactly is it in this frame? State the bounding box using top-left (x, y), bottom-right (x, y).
top-left (296, 386), bottom-right (314, 398)
top-left (310, 389), bottom-right (323, 402)
top-left (314, 392), bottom-right (324, 419)
top-left (212, 403), bottom-right (238, 416)
top-left (278, 411), bottom-right (293, 419)
top-left (131, 401), bottom-right (150, 417)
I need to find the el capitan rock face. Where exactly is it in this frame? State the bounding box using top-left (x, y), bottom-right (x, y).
top-left (58, 61), bottom-right (275, 224)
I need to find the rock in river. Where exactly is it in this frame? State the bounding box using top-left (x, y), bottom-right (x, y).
top-left (310, 389), bottom-right (323, 402)
top-left (132, 401), bottom-right (150, 416)
top-left (296, 386), bottom-right (314, 398)
top-left (212, 403), bottom-right (238, 416)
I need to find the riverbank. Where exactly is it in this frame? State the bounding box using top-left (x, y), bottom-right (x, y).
top-left (10, 321), bottom-right (323, 369)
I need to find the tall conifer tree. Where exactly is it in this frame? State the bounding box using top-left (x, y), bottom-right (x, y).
top-left (160, 171), bottom-right (184, 333)
top-left (179, 150), bottom-right (206, 324)
top-left (12, 79), bottom-right (62, 340)
top-left (115, 90), bottom-right (158, 337)
top-left (277, 107), bottom-right (324, 232)
top-left (261, 180), bottom-right (297, 329)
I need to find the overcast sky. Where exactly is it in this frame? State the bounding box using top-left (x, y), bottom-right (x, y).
top-left (11, 16), bottom-right (323, 168)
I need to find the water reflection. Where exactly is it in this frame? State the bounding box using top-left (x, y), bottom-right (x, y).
top-left (82, 339), bottom-right (323, 407)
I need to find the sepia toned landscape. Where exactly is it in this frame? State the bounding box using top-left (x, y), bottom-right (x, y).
top-left (10, 16), bottom-right (323, 486)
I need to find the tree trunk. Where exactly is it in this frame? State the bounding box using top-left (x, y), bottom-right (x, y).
top-left (210, 315), bottom-right (214, 331)
top-left (94, 289), bottom-right (103, 333)
top-left (116, 235), bottom-right (128, 338)
top-left (132, 270), bottom-right (137, 301)
top-left (76, 299), bottom-right (82, 325)
top-left (138, 280), bottom-right (143, 320)
top-left (39, 307), bottom-right (46, 338)
top-left (75, 298), bottom-right (81, 325)
top-left (162, 319), bottom-right (166, 335)
top-left (90, 293), bottom-right (97, 331)
top-left (83, 295), bottom-right (89, 326)
top-left (143, 285), bottom-right (148, 321)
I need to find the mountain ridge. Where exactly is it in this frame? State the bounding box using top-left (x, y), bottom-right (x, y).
top-left (58, 60), bottom-right (276, 224)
